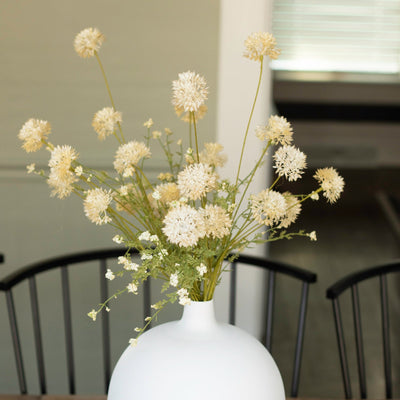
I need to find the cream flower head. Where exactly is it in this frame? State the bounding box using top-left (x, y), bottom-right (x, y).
top-left (162, 204), bottom-right (206, 247)
top-left (256, 116), bottom-right (293, 145)
top-left (156, 183), bottom-right (181, 204)
top-left (202, 204), bottom-right (232, 239)
top-left (313, 167), bottom-right (345, 203)
top-left (243, 32), bottom-right (280, 62)
top-left (273, 145), bottom-right (307, 182)
top-left (84, 188), bottom-right (113, 225)
top-left (176, 104), bottom-right (208, 123)
top-left (47, 145), bottom-right (79, 199)
top-left (47, 169), bottom-right (78, 199)
top-left (250, 189), bottom-right (287, 227)
top-left (199, 143), bottom-right (227, 168)
top-left (48, 145), bottom-right (78, 173)
top-left (279, 192), bottom-right (302, 228)
top-left (18, 118), bottom-right (51, 153)
top-left (172, 71), bottom-right (208, 113)
top-left (177, 163), bottom-right (217, 201)
top-left (92, 107), bottom-right (122, 140)
top-left (143, 118), bottom-right (154, 128)
top-left (74, 27), bottom-right (105, 58)
top-left (114, 141), bottom-right (151, 177)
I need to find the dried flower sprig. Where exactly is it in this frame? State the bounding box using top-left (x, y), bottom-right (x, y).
top-left (18, 29), bottom-right (344, 343)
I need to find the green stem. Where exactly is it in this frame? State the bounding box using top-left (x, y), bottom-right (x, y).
top-left (191, 112), bottom-right (200, 162)
top-left (231, 141), bottom-right (271, 223)
top-left (235, 58), bottom-right (264, 187)
top-left (189, 113), bottom-right (193, 149)
top-left (95, 52), bottom-right (126, 143)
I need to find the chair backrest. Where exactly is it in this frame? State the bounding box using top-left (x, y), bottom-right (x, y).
top-left (0, 249), bottom-right (144, 396)
top-left (230, 254), bottom-right (317, 397)
top-left (0, 249), bottom-right (316, 397)
top-left (326, 260), bottom-right (400, 399)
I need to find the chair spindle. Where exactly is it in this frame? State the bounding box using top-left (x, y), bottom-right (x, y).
top-left (6, 290), bottom-right (27, 394)
top-left (29, 276), bottom-right (46, 394)
top-left (229, 262), bottom-right (237, 325)
top-left (332, 297), bottom-right (352, 399)
top-left (351, 284), bottom-right (367, 399)
top-left (290, 281), bottom-right (309, 397)
top-left (265, 270), bottom-right (275, 352)
top-left (379, 274), bottom-right (392, 399)
top-left (61, 266), bottom-right (75, 394)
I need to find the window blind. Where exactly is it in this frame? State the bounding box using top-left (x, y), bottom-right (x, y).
top-left (271, 0), bottom-right (400, 74)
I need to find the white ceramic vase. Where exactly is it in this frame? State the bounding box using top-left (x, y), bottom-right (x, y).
top-left (108, 300), bottom-right (285, 400)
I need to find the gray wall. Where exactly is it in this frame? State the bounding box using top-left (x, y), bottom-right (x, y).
top-left (0, 0), bottom-right (219, 394)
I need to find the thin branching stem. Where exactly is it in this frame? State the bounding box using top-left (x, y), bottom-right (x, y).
top-left (95, 52), bottom-right (126, 143)
top-left (191, 112), bottom-right (200, 162)
top-left (235, 58), bottom-right (264, 187)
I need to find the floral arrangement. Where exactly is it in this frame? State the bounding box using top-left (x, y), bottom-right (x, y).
top-left (18, 28), bottom-right (344, 345)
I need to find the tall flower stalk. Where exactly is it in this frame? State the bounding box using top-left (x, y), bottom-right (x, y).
top-left (18, 28), bottom-right (344, 345)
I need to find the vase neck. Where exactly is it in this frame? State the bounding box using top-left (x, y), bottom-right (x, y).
top-left (179, 300), bottom-right (217, 331)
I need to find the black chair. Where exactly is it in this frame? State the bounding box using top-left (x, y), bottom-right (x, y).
top-left (326, 260), bottom-right (400, 399)
top-left (230, 254), bottom-right (317, 397)
top-left (0, 249), bottom-right (316, 396)
top-left (0, 248), bottom-right (143, 396)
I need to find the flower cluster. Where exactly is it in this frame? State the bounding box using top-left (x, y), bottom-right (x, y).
top-left (18, 28), bottom-right (344, 345)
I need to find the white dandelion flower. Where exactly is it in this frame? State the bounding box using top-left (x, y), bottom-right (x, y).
top-left (273, 145), bottom-right (307, 182)
top-left (177, 163), bottom-right (217, 201)
top-left (250, 189), bottom-right (287, 227)
top-left (172, 71), bottom-right (208, 113)
top-left (313, 168), bottom-right (345, 203)
top-left (74, 27), bottom-right (105, 58)
top-left (84, 188), bottom-right (113, 225)
top-left (162, 204), bottom-right (206, 247)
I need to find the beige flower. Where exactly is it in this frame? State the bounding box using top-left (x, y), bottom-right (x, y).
top-left (243, 32), bottom-right (280, 62)
top-left (152, 130), bottom-right (162, 139)
top-left (74, 27), bottom-right (105, 58)
top-left (273, 145), bottom-right (307, 182)
top-left (176, 105), bottom-right (208, 123)
top-left (309, 231), bottom-right (317, 241)
top-left (18, 118), bottom-right (51, 153)
top-left (177, 163), bottom-right (217, 201)
top-left (255, 116), bottom-right (293, 145)
top-left (177, 288), bottom-right (191, 305)
top-left (156, 183), bottom-right (181, 204)
top-left (47, 169), bottom-right (78, 199)
top-left (162, 204), bottom-right (205, 247)
top-left (114, 141), bottom-right (151, 177)
top-left (48, 145), bottom-right (78, 173)
top-left (84, 188), bottom-right (113, 225)
top-left (313, 168), bottom-right (345, 203)
top-left (202, 204), bottom-right (232, 239)
top-left (199, 143), bottom-right (227, 168)
top-left (92, 107), bottom-right (122, 140)
top-left (279, 192), bottom-right (302, 228)
top-left (47, 145), bottom-right (79, 199)
top-left (157, 172), bottom-right (174, 182)
top-left (250, 189), bottom-right (287, 227)
top-left (143, 118), bottom-right (154, 128)
top-left (172, 71), bottom-right (208, 113)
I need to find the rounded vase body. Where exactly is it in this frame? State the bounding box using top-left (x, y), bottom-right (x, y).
top-left (108, 300), bottom-right (285, 400)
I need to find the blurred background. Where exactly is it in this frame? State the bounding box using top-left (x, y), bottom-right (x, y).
top-left (0, 0), bottom-right (399, 398)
